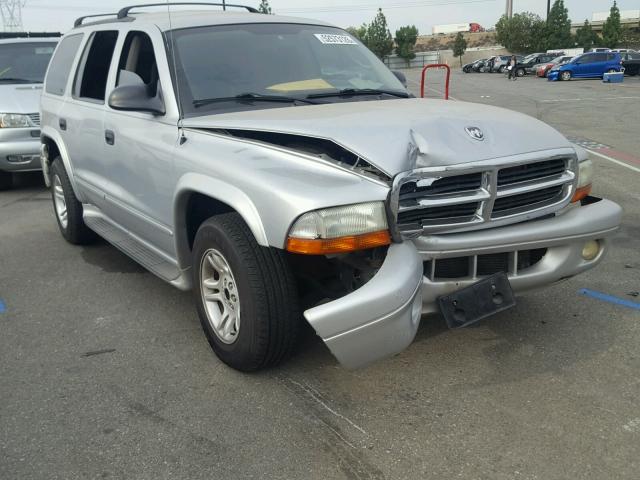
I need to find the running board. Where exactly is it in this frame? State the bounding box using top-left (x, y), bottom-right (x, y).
top-left (83, 205), bottom-right (181, 283)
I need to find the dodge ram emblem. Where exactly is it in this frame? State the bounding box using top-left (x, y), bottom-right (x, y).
top-left (465, 127), bottom-right (484, 141)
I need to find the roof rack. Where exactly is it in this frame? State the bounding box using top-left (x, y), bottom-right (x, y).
top-left (74, 13), bottom-right (119, 28)
top-left (117, 2), bottom-right (259, 19)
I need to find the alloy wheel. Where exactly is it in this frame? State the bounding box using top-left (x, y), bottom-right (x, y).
top-left (53, 175), bottom-right (68, 229)
top-left (200, 248), bottom-right (241, 344)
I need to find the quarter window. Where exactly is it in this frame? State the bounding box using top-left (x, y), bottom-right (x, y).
top-left (74, 30), bottom-right (118, 102)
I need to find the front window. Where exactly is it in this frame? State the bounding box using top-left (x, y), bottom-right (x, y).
top-left (0, 41), bottom-right (57, 84)
top-left (168, 23), bottom-right (406, 116)
top-left (522, 54), bottom-right (537, 64)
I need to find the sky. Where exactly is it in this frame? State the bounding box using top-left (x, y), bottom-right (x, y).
top-left (17, 0), bottom-right (640, 34)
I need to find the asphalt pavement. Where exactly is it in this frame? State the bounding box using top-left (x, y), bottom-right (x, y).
top-left (1, 71), bottom-right (639, 480)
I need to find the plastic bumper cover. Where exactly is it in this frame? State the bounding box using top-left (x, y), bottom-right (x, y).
top-left (304, 242), bottom-right (424, 369)
top-left (0, 128), bottom-right (42, 172)
top-left (413, 198), bottom-right (622, 313)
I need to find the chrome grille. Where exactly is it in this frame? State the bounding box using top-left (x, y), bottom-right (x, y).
top-left (28, 113), bottom-right (40, 126)
top-left (391, 154), bottom-right (577, 238)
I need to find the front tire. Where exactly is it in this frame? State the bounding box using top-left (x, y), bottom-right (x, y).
top-left (193, 213), bottom-right (301, 372)
top-left (0, 170), bottom-right (12, 190)
top-left (560, 71), bottom-right (572, 81)
top-left (50, 158), bottom-right (96, 245)
top-left (516, 68), bottom-right (525, 77)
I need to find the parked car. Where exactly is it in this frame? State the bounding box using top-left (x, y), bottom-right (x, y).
top-left (41, 4), bottom-right (621, 371)
top-left (611, 48), bottom-right (637, 54)
top-left (492, 55), bottom-right (524, 73)
top-left (515, 52), bottom-right (560, 77)
top-left (463, 58), bottom-right (487, 73)
top-left (535, 55), bottom-right (574, 78)
top-left (548, 52), bottom-right (623, 81)
top-left (588, 48), bottom-right (611, 53)
top-left (0, 37), bottom-right (57, 190)
top-left (621, 51), bottom-right (640, 76)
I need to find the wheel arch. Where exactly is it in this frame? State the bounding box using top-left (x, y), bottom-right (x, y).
top-left (40, 127), bottom-right (82, 197)
top-left (173, 174), bottom-right (270, 271)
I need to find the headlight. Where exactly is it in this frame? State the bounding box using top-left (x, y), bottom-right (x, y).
top-left (0, 113), bottom-right (33, 128)
top-left (286, 201), bottom-right (391, 255)
top-left (572, 158), bottom-right (593, 203)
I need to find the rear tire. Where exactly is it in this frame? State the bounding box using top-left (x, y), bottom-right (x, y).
top-left (0, 171), bottom-right (12, 190)
top-left (50, 158), bottom-right (96, 245)
top-left (498, 66), bottom-right (506, 74)
top-left (193, 213), bottom-right (301, 372)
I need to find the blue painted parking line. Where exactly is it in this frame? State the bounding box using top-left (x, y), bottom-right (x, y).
top-left (579, 289), bottom-right (640, 311)
top-left (0, 299), bottom-right (5, 314)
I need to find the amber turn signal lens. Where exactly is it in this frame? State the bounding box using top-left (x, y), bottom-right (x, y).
top-left (571, 184), bottom-right (592, 203)
top-left (286, 230), bottom-right (391, 255)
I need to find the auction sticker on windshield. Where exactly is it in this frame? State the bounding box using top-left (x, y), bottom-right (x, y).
top-left (314, 33), bottom-right (358, 45)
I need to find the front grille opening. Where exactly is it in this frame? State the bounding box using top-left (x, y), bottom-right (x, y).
top-left (492, 185), bottom-right (563, 217)
top-left (498, 158), bottom-right (565, 186)
top-left (424, 248), bottom-right (547, 280)
top-left (397, 202), bottom-right (479, 227)
top-left (399, 172), bottom-right (482, 199)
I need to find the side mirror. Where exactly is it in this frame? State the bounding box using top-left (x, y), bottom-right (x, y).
top-left (108, 70), bottom-right (165, 115)
top-left (391, 70), bottom-right (408, 87)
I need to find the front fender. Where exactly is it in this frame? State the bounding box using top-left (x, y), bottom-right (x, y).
top-left (173, 172), bottom-right (269, 270)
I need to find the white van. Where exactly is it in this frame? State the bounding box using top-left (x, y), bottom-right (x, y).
top-left (0, 37), bottom-right (58, 190)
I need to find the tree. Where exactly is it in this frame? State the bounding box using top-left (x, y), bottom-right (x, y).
top-left (363, 9), bottom-right (394, 59)
top-left (452, 31), bottom-right (468, 66)
top-left (395, 25), bottom-right (419, 65)
top-left (346, 25), bottom-right (368, 41)
top-left (575, 19), bottom-right (600, 51)
top-left (620, 25), bottom-right (640, 49)
top-left (257, 0), bottom-right (272, 14)
top-left (496, 12), bottom-right (548, 53)
top-left (602, 1), bottom-right (622, 48)
top-left (546, 0), bottom-right (572, 49)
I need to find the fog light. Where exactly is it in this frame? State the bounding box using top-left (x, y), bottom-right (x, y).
top-left (582, 240), bottom-right (600, 261)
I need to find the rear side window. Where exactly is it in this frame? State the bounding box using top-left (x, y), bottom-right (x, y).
top-left (45, 34), bottom-right (83, 95)
top-left (74, 30), bottom-right (118, 102)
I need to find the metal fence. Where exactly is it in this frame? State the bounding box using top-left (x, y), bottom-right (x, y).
top-left (384, 51), bottom-right (440, 69)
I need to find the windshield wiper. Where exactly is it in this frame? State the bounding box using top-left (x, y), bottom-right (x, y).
top-left (0, 77), bottom-right (40, 84)
top-left (306, 88), bottom-right (410, 99)
top-left (193, 92), bottom-right (320, 108)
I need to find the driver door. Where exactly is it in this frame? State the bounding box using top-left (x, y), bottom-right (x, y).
top-left (101, 29), bottom-right (180, 257)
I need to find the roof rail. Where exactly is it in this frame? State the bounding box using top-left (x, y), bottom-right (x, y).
top-left (74, 13), bottom-right (119, 28)
top-left (117, 2), bottom-right (259, 19)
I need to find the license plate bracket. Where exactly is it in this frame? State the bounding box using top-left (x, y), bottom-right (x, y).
top-left (438, 272), bottom-right (516, 329)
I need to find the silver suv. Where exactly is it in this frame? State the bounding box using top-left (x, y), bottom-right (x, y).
top-left (40, 4), bottom-right (622, 371)
top-left (0, 37), bottom-right (57, 190)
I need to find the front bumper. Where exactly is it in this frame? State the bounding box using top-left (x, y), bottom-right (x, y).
top-left (304, 242), bottom-right (424, 369)
top-left (548, 71), bottom-right (560, 81)
top-left (0, 127), bottom-right (42, 172)
top-left (305, 198), bottom-right (621, 369)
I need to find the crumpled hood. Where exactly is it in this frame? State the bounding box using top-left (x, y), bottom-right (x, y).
top-left (183, 98), bottom-right (573, 176)
top-left (0, 83), bottom-right (43, 114)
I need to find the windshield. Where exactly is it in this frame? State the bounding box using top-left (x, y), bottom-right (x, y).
top-left (522, 54), bottom-right (537, 63)
top-left (0, 42), bottom-right (57, 83)
top-left (169, 23), bottom-right (406, 116)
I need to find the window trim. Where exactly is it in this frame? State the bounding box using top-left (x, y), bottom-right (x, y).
top-left (72, 29), bottom-right (119, 105)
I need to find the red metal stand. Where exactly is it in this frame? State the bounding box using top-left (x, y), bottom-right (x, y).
top-left (420, 64), bottom-right (451, 100)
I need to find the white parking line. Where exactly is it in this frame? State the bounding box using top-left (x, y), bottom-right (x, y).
top-left (586, 149), bottom-right (640, 174)
top-left (540, 96), bottom-right (640, 103)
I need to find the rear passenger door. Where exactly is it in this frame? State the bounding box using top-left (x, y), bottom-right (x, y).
top-left (63, 29), bottom-right (119, 209)
top-left (101, 28), bottom-right (180, 257)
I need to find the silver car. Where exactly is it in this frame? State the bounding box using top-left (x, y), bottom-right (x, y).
top-left (0, 38), bottom-right (57, 190)
top-left (40, 5), bottom-right (622, 371)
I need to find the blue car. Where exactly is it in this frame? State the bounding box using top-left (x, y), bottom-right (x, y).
top-left (548, 52), bottom-right (623, 81)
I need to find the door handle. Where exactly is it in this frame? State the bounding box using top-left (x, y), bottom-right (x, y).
top-left (59, 118), bottom-right (67, 131)
top-left (105, 130), bottom-right (115, 146)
